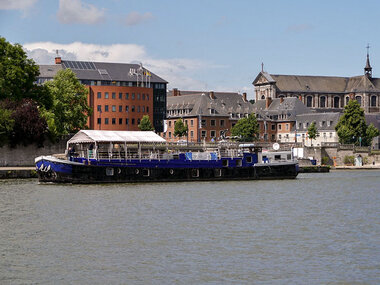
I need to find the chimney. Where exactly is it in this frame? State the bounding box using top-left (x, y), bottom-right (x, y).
top-left (242, 92), bottom-right (247, 102)
top-left (173, 88), bottom-right (179, 96)
top-left (209, 91), bottom-right (215, 99)
top-left (265, 97), bottom-right (272, 109)
top-left (55, 56), bottom-right (61, 64)
top-left (280, 96), bottom-right (284, 103)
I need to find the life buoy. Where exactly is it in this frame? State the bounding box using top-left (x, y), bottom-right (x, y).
top-left (169, 169), bottom-right (174, 175)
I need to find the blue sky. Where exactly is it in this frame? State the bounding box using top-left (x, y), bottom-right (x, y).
top-left (1, 0), bottom-right (379, 99)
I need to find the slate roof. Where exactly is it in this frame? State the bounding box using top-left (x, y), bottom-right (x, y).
top-left (254, 73), bottom-right (380, 94)
top-left (167, 91), bottom-right (254, 118)
top-left (38, 60), bottom-right (167, 83)
top-left (295, 113), bottom-right (341, 131)
top-left (252, 97), bottom-right (311, 121)
top-left (365, 114), bottom-right (380, 130)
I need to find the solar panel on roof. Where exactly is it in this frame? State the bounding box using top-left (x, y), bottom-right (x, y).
top-left (84, 62), bottom-right (91, 69)
top-left (78, 62), bottom-right (84, 69)
top-left (89, 62), bottom-right (96, 69)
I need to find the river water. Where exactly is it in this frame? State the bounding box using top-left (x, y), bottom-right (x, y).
top-left (0, 171), bottom-right (379, 284)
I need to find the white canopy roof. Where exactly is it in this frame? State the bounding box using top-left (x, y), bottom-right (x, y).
top-left (67, 130), bottom-right (166, 144)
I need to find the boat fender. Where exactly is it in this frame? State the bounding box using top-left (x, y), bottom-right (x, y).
top-left (135, 169), bottom-right (140, 174)
top-left (117, 168), bottom-right (121, 174)
top-left (169, 169), bottom-right (174, 175)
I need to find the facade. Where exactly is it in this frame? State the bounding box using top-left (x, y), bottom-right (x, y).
top-left (293, 113), bottom-right (341, 146)
top-left (252, 97), bottom-right (311, 143)
top-left (38, 58), bottom-right (167, 132)
top-left (163, 89), bottom-right (253, 142)
top-left (253, 54), bottom-right (380, 114)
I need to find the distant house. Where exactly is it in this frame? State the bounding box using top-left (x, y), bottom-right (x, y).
top-left (164, 89), bottom-right (253, 142)
top-left (37, 57), bottom-right (167, 132)
top-left (253, 53), bottom-right (380, 114)
top-left (252, 97), bottom-right (311, 142)
top-left (294, 113), bottom-right (341, 146)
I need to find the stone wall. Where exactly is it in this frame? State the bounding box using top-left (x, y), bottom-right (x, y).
top-left (0, 138), bottom-right (69, 167)
top-left (303, 146), bottom-right (380, 166)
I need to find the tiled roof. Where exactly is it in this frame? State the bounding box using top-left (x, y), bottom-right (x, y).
top-left (167, 91), bottom-right (254, 118)
top-left (38, 60), bottom-right (167, 83)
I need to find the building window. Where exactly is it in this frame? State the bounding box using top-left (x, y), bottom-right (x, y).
top-left (169, 121), bottom-right (172, 127)
top-left (137, 106), bottom-right (140, 112)
top-left (132, 93), bottom-right (135, 100)
top-left (279, 134), bottom-right (282, 139)
top-left (137, 93), bottom-right (140, 100)
top-left (211, 120), bottom-right (216, 126)
top-left (112, 92), bottom-right (116, 99)
top-left (105, 105), bottom-right (109, 112)
top-left (132, 106), bottom-right (135, 112)
top-left (97, 92), bottom-right (101, 98)
top-left (142, 106), bottom-right (145, 112)
top-left (271, 124), bottom-right (276, 130)
top-left (112, 105), bottom-right (116, 112)
top-left (320, 96), bottom-right (326, 108)
top-left (371, 95), bottom-right (377, 107)
top-left (97, 118), bottom-right (101, 124)
top-left (190, 131), bottom-right (194, 137)
top-left (137, 118), bottom-right (140, 124)
top-left (119, 118), bottom-right (122, 125)
top-left (119, 93), bottom-right (122, 99)
top-left (330, 132), bottom-right (333, 138)
top-left (356, 96), bottom-right (362, 106)
top-left (306, 96), bottom-right (313, 107)
top-left (105, 118), bottom-right (109, 124)
top-left (278, 124), bottom-right (282, 130)
top-left (191, 120), bottom-right (194, 126)
top-left (201, 130), bottom-right (206, 137)
top-left (220, 119), bottom-right (225, 127)
top-left (119, 105), bottom-right (122, 112)
top-left (210, 130), bottom-right (216, 137)
top-left (112, 118), bottom-right (116, 124)
top-left (146, 106), bottom-right (149, 112)
top-left (334, 97), bottom-right (340, 108)
top-left (168, 132), bottom-right (172, 138)
top-left (125, 105), bottom-right (129, 112)
top-left (345, 96), bottom-right (350, 105)
top-left (132, 118), bottom-right (135, 125)
top-left (201, 119), bottom-right (206, 127)
top-left (105, 92), bottom-right (109, 99)
top-left (97, 105), bottom-right (101, 112)
top-left (126, 118), bottom-right (129, 125)
top-left (142, 94), bottom-right (145, 100)
top-left (147, 94), bottom-right (149, 100)
top-left (271, 134), bottom-right (275, 141)
top-left (286, 124), bottom-right (289, 130)
top-left (125, 93), bottom-right (129, 100)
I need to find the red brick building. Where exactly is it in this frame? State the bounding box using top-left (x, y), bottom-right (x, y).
top-left (38, 58), bottom-right (167, 132)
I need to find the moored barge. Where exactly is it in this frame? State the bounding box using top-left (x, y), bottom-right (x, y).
top-left (35, 130), bottom-right (299, 183)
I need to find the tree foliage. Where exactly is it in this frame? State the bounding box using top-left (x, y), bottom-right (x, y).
top-left (0, 37), bottom-right (41, 101)
top-left (0, 105), bottom-right (15, 146)
top-left (335, 100), bottom-right (377, 146)
top-left (174, 118), bottom-right (188, 138)
top-left (307, 121), bottom-right (319, 146)
top-left (43, 69), bottom-right (92, 140)
top-left (138, 115), bottom-right (154, 131)
top-left (231, 113), bottom-right (259, 141)
top-left (365, 123), bottom-right (380, 146)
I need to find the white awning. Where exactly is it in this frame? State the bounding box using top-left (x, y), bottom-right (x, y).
top-left (67, 130), bottom-right (166, 144)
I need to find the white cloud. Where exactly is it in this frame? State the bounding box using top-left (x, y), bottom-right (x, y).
top-left (57, 0), bottom-right (105, 25)
top-left (125, 11), bottom-right (153, 26)
top-left (0, 0), bottom-right (37, 10)
top-left (24, 41), bottom-right (216, 91)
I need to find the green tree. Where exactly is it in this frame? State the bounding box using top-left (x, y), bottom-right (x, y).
top-left (307, 121), bottom-right (319, 146)
top-left (0, 37), bottom-right (40, 101)
top-left (44, 69), bottom-right (92, 140)
top-left (335, 100), bottom-right (369, 145)
top-left (231, 113), bottom-right (259, 141)
top-left (174, 118), bottom-right (188, 138)
top-left (0, 106), bottom-right (15, 146)
top-left (138, 115), bottom-right (154, 131)
top-left (365, 123), bottom-right (380, 146)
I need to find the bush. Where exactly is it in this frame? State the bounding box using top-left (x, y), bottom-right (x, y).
top-left (343, 155), bottom-right (354, 165)
top-left (363, 156), bottom-right (369, 165)
top-left (321, 156), bottom-right (329, 165)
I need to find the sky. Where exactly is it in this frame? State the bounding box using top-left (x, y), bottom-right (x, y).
top-left (1, 0), bottom-right (380, 99)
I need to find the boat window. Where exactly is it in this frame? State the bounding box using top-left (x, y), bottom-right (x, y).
top-left (274, 155), bottom-right (281, 160)
top-left (222, 159), bottom-right (229, 167)
top-left (191, 169), bottom-right (199, 177)
top-left (236, 159), bottom-right (242, 167)
top-left (214, 169), bottom-right (222, 177)
top-left (106, 168), bottom-right (114, 176)
top-left (287, 154), bottom-right (292, 160)
top-left (142, 169), bottom-right (150, 177)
